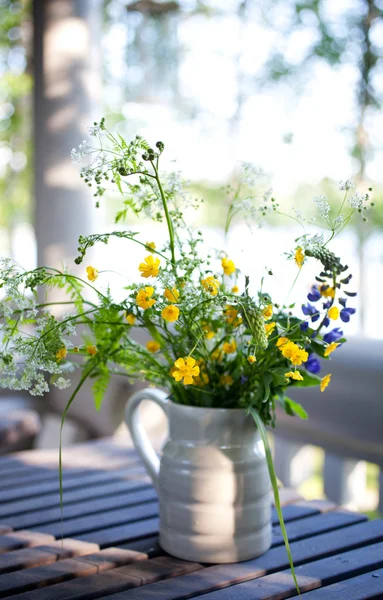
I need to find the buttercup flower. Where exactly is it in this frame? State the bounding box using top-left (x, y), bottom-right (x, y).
top-left (223, 340), bottom-right (237, 354)
top-left (146, 241), bottom-right (156, 252)
top-left (231, 285), bottom-right (239, 293)
top-left (280, 342), bottom-right (308, 365)
top-left (262, 304), bottom-right (273, 320)
top-left (285, 371), bottom-right (304, 381)
top-left (265, 322), bottom-right (276, 336)
top-left (172, 357), bottom-right (200, 385)
top-left (139, 255), bottom-right (161, 278)
top-left (125, 313), bottom-right (136, 326)
top-left (324, 342), bottom-right (340, 357)
top-left (87, 345), bottom-right (97, 356)
top-left (224, 306), bottom-right (242, 327)
top-left (161, 305), bottom-right (180, 322)
top-left (86, 265), bottom-right (98, 282)
top-left (295, 247), bottom-right (305, 268)
top-left (320, 373), bottom-right (331, 392)
top-left (136, 287), bottom-right (156, 310)
top-left (146, 340), bottom-right (160, 353)
top-left (201, 275), bottom-right (220, 296)
top-left (222, 257), bottom-right (236, 276)
top-left (220, 374), bottom-right (233, 386)
top-left (328, 306), bottom-right (339, 320)
top-left (320, 285), bottom-right (335, 298)
top-left (276, 337), bottom-right (289, 348)
top-left (164, 288), bottom-right (180, 302)
top-left (247, 355), bottom-right (256, 364)
top-left (56, 347), bottom-right (67, 362)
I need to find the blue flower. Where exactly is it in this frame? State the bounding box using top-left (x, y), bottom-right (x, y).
top-left (323, 300), bottom-right (332, 310)
top-left (323, 328), bottom-right (343, 343)
top-left (322, 316), bottom-right (330, 328)
top-left (340, 307), bottom-right (356, 323)
top-left (302, 303), bottom-right (320, 322)
top-left (339, 297), bottom-right (347, 307)
top-left (307, 285), bottom-right (321, 302)
top-left (305, 353), bottom-right (321, 374)
top-left (240, 375), bottom-right (248, 385)
top-left (300, 321), bottom-right (309, 331)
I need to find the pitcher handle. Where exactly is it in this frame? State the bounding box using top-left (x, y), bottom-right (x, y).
top-left (125, 388), bottom-right (168, 490)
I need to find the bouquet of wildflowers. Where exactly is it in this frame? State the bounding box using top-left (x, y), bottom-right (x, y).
top-left (0, 121), bottom-right (372, 591)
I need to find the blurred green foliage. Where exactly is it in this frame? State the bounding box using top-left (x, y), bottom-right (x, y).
top-left (0, 0), bottom-right (32, 230)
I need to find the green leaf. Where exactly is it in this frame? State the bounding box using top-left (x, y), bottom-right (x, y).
top-left (271, 368), bottom-right (289, 387)
top-left (262, 373), bottom-right (272, 403)
top-left (92, 368), bottom-right (111, 411)
top-left (291, 372), bottom-right (321, 387)
top-left (249, 408), bottom-right (300, 596)
top-left (284, 397), bottom-right (308, 420)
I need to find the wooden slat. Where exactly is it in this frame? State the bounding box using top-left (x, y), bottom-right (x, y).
top-left (0, 548), bottom-right (147, 597)
top-left (0, 479), bottom-right (151, 520)
top-left (186, 542), bottom-right (383, 599)
top-left (6, 556), bottom-right (202, 600)
top-left (0, 539), bottom-right (99, 575)
top-left (0, 531), bottom-right (56, 554)
top-left (0, 466), bottom-right (146, 504)
top-left (0, 526), bottom-right (11, 535)
top-left (33, 501), bottom-right (160, 538)
top-left (293, 567), bottom-right (383, 599)
top-left (5, 488), bottom-right (158, 531)
top-left (96, 520), bottom-right (383, 600)
top-left (77, 508), bottom-right (364, 550)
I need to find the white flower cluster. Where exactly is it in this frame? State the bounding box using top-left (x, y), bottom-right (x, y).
top-left (71, 140), bottom-right (92, 164)
top-left (313, 195), bottom-right (330, 219)
top-left (88, 124), bottom-right (105, 137)
top-left (349, 191), bottom-right (368, 209)
top-left (339, 180), bottom-right (355, 191)
top-left (238, 162), bottom-right (264, 187)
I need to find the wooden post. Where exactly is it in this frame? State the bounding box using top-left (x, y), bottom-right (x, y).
top-left (33, 0), bottom-right (102, 270)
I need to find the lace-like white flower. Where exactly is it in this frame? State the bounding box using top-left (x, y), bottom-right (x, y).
top-left (313, 195), bottom-right (330, 219)
top-left (349, 191), bottom-right (368, 209)
top-left (339, 180), bottom-right (355, 191)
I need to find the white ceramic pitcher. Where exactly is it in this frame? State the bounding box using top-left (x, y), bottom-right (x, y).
top-left (125, 388), bottom-right (272, 563)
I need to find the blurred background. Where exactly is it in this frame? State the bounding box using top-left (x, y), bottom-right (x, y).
top-left (0, 0), bottom-right (382, 516)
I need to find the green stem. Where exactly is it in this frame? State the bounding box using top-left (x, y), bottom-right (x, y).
top-left (152, 163), bottom-right (176, 272)
top-left (249, 408), bottom-right (300, 596)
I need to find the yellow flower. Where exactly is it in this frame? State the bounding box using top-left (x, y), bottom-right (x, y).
top-left (285, 371), bottom-right (304, 381)
top-left (202, 323), bottom-right (215, 339)
top-left (164, 287), bottom-right (180, 303)
top-left (146, 241), bottom-right (156, 252)
top-left (224, 306), bottom-right (242, 327)
top-left (295, 247), bottom-right (305, 269)
top-left (247, 355), bottom-right (256, 364)
top-left (320, 373), bottom-right (331, 392)
top-left (221, 257), bottom-right (236, 276)
top-left (220, 374), bottom-right (233, 386)
top-left (324, 342), bottom-right (340, 357)
top-left (232, 285), bottom-right (239, 294)
top-left (222, 339), bottom-right (237, 354)
top-left (194, 359), bottom-right (209, 387)
top-left (86, 265), bottom-right (98, 282)
top-left (136, 287), bottom-right (156, 310)
top-left (146, 340), bottom-right (160, 353)
top-left (138, 255), bottom-right (161, 278)
top-left (280, 341), bottom-right (308, 366)
top-left (262, 304), bottom-right (273, 320)
top-left (73, 347), bottom-right (79, 353)
top-left (172, 357), bottom-right (200, 385)
top-left (201, 275), bottom-right (220, 296)
top-left (56, 347), bottom-right (67, 362)
top-left (125, 313), bottom-right (136, 326)
top-left (265, 322), bottom-right (276, 336)
top-left (161, 305), bottom-right (180, 322)
top-left (320, 285), bottom-right (335, 298)
top-left (87, 345), bottom-right (97, 356)
top-left (211, 348), bottom-right (222, 362)
top-left (276, 337), bottom-right (289, 348)
top-left (328, 306), bottom-right (339, 320)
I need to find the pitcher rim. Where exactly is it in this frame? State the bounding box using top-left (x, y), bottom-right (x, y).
top-left (167, 396), bottom-right (249, 415)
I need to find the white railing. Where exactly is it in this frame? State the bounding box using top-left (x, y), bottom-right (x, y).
top-left (273, 337), bottom-right (383, 513)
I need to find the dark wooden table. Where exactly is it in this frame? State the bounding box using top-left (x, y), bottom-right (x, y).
top-left (0, 439), bottom-right (382, 600)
